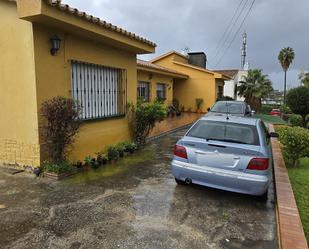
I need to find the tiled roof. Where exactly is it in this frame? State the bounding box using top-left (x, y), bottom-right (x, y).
top-left (213, 69), bottom-right (239, 78)
top-left (137, 59), bottom-right (188, 77)
top-left (44, 0), bottom-right (156, 47)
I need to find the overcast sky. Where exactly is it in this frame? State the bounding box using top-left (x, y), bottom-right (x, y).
top-left (64, 0), bottom-right (309, 90)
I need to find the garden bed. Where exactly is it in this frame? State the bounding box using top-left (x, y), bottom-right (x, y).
top-left (287, 157), bottom-right (309, 242)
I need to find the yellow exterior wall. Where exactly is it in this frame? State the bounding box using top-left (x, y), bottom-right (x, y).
top-left (32, 24), bottom-right (138, 162)
top-left (137, 70), bottom-right (173, 106)
top-left (153, 55), bottom-right (217, 112)
top-left (0, 1), bottom-right (40, 167)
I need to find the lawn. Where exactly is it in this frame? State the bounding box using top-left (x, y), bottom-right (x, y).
top-left (287, 157), bottom-right (309, 241)
top-left (254, 114), bottom-right (287, 125)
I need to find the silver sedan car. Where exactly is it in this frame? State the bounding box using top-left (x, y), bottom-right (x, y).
top-left (171, 115), bottom-right (277, 197)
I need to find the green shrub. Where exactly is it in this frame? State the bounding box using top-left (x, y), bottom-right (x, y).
top-left (289, 114), bottom-right (304, 127)
top-left (107, 145), bottom-right (119, 161)
top-left (281, 104), bottom-right (293, 114)
top-left (277, 126), bottom-right (309, 167)
top-left (44, 161), bottom-right (73, 174)
top-left (286, 86), bottom-right (309, 127)
top-left (259, 104), bottom-right (280, 114)
top-left (121, 141), bottom-right (137, 153)
top-left (115, 143), bottom-right (125, 158)
top-left (96, 152), bottom-right (108, 165)
top-left (128, 100), bottom-right (167, 146)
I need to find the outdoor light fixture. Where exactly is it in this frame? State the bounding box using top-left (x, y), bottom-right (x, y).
top-left (50, 35), bottom-right (61, 56)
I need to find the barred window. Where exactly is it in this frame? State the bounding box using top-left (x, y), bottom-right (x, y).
top-left (71, 61), bottom-right (127, 120)
top-left (156, 83), bottom-right (166, 101)
top-left (137, 81), bottom-right (150, 102)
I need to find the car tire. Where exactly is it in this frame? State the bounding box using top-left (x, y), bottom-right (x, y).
top-left (175, 178), bottom-right (186, 185)
top-left (258, 190), bottom-right (268, 202)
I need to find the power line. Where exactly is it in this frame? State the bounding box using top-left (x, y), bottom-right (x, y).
top-left (214, 0), bottom-right (256, 68)
top-left (209, 0), bottom-right (247, 64)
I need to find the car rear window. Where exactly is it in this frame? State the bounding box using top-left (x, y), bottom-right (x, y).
top-left (187, 120), bottom-right (260, 145)
top-left (211, 102), bottom-right (244, 114)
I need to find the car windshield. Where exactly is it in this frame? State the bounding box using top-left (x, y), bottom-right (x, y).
top-left (211, 102), bottom-right (244, 114)
top-left (187, 120), bottom-right (260, 145)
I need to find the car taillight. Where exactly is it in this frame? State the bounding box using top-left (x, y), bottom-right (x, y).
top-left (247, 158), bottom-right (269, 170)
top-left (173, 145), bottom-right (188, 159)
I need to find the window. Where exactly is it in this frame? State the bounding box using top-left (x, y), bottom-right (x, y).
top-left (211, 102), bottom-right (244, 114)
top-left (71, 61), bottom-right (127, 120)
top-left (137, 81), bottom-right (150, 102)
top-left (156, 83), bottom-right (166, 101)
top-left (187, 120), bottom-right (260, 145)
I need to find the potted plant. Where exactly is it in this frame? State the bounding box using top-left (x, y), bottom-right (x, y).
top-left (96, 152), bottom-right (108, 165)
top-left (74, 160), bottom-right (83, 169)
top-left (116, 143), bottom-right (125, 158)
top-left (187, 107), bottom-right (192, 113)
top-left (107, 145), bottom-right (119, 164)
top-left (195, 98), bottom-right (204, 113)
top-left (84, 156), bottom-right (92, 170)
top-left (43, 161), bottom-right (75, 180)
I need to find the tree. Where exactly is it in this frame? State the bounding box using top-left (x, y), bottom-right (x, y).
top-left (299, 71), bottom-right (309, 88)
top-left (237, 69), bottom-right (273, 111)
top-left (286, 86), bottom-right (309, 127)
top-left (41, 97), bottom-right (81, 164)
top-left (278, 47), bottom-right (295, 104)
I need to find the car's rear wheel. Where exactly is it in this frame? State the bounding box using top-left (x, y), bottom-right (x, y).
top-left (175, 178), bottom-right (186, 185)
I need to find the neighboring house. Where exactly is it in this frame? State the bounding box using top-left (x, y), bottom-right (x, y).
top-left (150, 51), bottom-right (230, 112)
top-left (0, 0), bottom-right (155, 167)
top-left (214, 69), bottom-right (248, 101)
top-left (262, 90), bottom-right (283, 105)
top-left (137, 60), bottom-right (188, 105)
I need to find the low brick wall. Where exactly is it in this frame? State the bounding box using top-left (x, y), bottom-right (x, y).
top-left (269, 124), bottom-right (308, 249)
top-left (148, 113), bottom-right (203, 139)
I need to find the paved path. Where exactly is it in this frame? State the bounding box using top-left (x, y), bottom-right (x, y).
top-left (0, 129), bottom-right (277, 249)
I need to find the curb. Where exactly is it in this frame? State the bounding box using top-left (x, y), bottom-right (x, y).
top-left (269, 124), bottom-right (308, 249)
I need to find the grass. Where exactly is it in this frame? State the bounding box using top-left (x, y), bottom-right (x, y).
top-left (254, 114), bottom-right (287, 125)
top-left (287, 157), bottom-right (309, 241)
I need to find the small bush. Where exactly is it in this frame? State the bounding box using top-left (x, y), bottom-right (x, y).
top-left (115, 143), bottom-right (125, 158)
top-left (277, 126), bottom-right (309, 167)
top-left (107, 145), bottom-right (119, 161)
top-left (128, 100), bottom-right (167, 146)
top-left (289, 114), bottom-right (303, 127)
top-left (121, 141), bottom-right (137, 153)
top-left (259, 104), bottom-right (280, 114)
top-left (96, 152), bottom-right (108, 165)
top-left (41, 96), bottom-right (81, 164)
top-left (44, 162), bottom-right (73, 174)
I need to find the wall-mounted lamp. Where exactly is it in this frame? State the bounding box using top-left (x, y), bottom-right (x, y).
top-left (50, 35), bottom-right (61, 56)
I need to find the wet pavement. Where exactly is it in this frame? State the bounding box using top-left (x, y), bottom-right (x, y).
top-left (0, 129), bottom-right (277, 249)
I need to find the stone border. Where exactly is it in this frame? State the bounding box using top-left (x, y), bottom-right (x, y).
top-left (269, 124), bottom-right (308, 249)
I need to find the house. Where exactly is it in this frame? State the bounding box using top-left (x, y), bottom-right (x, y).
top-left (0, 0), bottom-right (156, 167)
top-left (150, 51), bottom-right (230, 112)
top-left (214, 69), bottom-right (248, 101)
top-left (137, 59), bottom-right (188, 105)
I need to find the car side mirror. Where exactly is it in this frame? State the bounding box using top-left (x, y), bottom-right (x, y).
top-left (269, 132), bottom-right (279, 138)
top-left (207, 108), bottom-right (210, 112)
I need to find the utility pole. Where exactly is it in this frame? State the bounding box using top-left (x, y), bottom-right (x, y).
top-left (241, 32), bottom-right (247, 70)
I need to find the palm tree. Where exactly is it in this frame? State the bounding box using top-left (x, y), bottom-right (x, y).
top-left (278, 47), bottom-right (295, 104)
top-left (237, 69), bottom-right (273, 111)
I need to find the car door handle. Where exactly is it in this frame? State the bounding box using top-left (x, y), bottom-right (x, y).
top-left (195, 150), bottom-right (207, 155)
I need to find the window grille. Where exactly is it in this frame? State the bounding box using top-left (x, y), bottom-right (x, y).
top-left (156, 83), bottom-right (166, 101)
top-left (71, 61), bottom-right (127, 120)
top-left (137, 81), bottom-right (150, 102)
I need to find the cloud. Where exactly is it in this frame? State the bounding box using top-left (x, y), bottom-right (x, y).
top-left (63, 0), bottom-right (309, 90)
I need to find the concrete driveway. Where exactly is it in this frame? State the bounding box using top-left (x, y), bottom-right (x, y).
top-left (0, 129), bottom-right (277, 249)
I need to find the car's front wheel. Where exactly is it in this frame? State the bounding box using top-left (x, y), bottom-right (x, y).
top-left (175, 178), bottom-right (186, 185)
